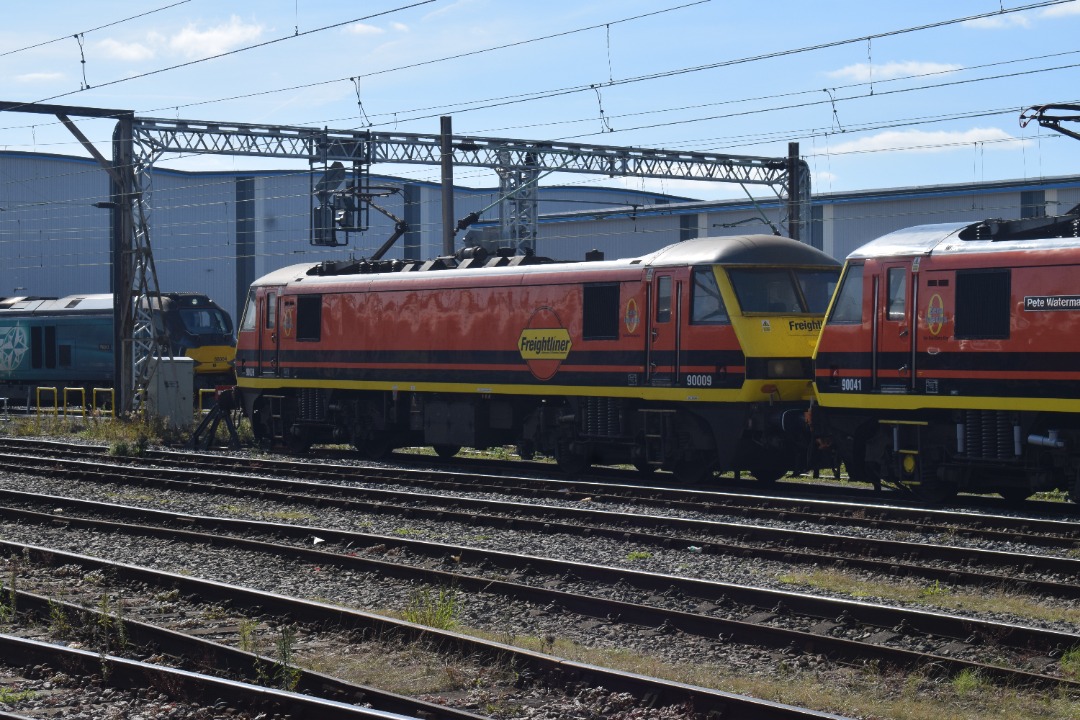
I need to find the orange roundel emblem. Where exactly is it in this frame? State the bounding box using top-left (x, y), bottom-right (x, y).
top-left (282, 307), bottom-right (294, 338)
top-left (927, 293), bottom-right (945, 336)
top-left (518, 306), bottom-right (572, 381)
top-left (624, 298), bottom-right (639, 335)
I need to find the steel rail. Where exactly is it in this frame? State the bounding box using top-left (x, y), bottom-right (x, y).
top-left (0, 633), bottom-right (424, 720)
top-left (0, 448), bottom-right (1077, 591)
top-left (6, 589), bottom-right (488, 720)
top-left (0, 494), bottom-right (1076, 692)
top-left (0, 539), bottom-right (851, 720)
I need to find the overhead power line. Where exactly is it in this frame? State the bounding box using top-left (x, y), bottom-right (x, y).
top-left (0, 0), bottom-right (191, 58)
top-left (18, 0), bottom-right (439, 110)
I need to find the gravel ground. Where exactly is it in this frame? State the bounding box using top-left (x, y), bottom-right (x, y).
top-left (1, 448), bottom-right (1079, 720)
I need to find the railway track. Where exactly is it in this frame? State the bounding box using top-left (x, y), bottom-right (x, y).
top-left (0, 440), bottom-right (1077, 594)
top-left (0, 492), bottom-right (1077, 693)
top-left (0, 537), bottom-right (847, 720)
top-left (0, 436), bottom-right (1077, 718)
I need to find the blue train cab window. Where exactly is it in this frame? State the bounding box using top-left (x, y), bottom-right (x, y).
top-left (656, 276), bottom-right (672, 323)
top-left (296, 294), bottom-right (322, 342)
top-left (690, 267), bottom-right (728, 324)
top-left (886, 267), bottom-right (906, 321)
top-left (829, 264), bottom-right (864, 324)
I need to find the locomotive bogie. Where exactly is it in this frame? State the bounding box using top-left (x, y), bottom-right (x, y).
top-left (236, 235), bottom-right (841, 482)
top-left (814, 214), bottom-right (1080, 501)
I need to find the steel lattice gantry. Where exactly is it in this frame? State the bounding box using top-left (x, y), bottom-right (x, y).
top-left (130, 117), bottom-right (812, 249)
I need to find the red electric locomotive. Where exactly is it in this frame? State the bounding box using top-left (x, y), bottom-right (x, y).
top-left (234, 236), bottom-right (840, 482)
top-left (814, 212), bottom-right (1080, 502)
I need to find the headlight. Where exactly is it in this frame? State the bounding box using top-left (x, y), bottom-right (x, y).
top-left (767, 359), bottom-right (803, 378)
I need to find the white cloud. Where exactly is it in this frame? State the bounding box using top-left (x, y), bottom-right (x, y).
top-left (14, 71), bottom-right (65, 84)
top-left (170, 15), bottom-right (264, 59)
top-left (96, 37), bottom-right (155, 62)
top-left (827, 61), bottom-right (963, 82)
top-left (813, 171), bottom-right (838, 185)
top-left (1041, 0), bottom-right (1080, 17)
top-left (345, 23), bottom-right (385, 36)
top-left (828, 128), bottom-right (1026, 155)
top-left (963, 14), bottom-right (1031, 29)
top-left (390, 22), bottom-right (409, 32)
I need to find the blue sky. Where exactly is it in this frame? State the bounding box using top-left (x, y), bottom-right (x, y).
top-left (2, 0), bottom-right (1080, 201)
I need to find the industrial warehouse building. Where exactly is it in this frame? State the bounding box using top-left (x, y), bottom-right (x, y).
top-left (2, 149), bottom-right (1078, 324)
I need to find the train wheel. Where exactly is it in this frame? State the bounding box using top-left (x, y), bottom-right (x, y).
top-left (918, 481), bottom-right (957, 504)
top-left (555, 441), bottom-right (590, 476)
top-left (998, 487), bottom-right (1032, 503)
top-left (285, 430), bottom-right (312, 455)
top-left (433, 444), bottom-right (461, 459)
top-left (672, 454), bottom-right (714, 484)
top-left (632, 460), bottom-right (658, 476)
top-left (356, 433), bottom-right (393, 460)
top-left (749, 467), bottom-right (788, 484)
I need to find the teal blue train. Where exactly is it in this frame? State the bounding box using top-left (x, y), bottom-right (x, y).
top-left (0, 293), bottom-right (235, 409)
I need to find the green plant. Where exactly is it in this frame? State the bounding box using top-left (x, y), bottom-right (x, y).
top-left (403, 587), bottom-right (459, 630)
top-left (1062, 645), bottom-right (1080, 678)
top-left (920, 580), bottom-right (951, 598)
top-left (0, 687), bottom-right (36, 703)
top-left (3, 559), bottom-right (17, 621)
top-left (238, 618), bottom-right (259, 653)
top-left (951, 667), bottom-right (984, 695)
top-left (273, 624), bottom-right (302, 691)
top-left (48, 599), bottom-right (72, 638)
top-left (93, 592), bottom-right (128, 677)
top-left (626, 550), bottom-right (652, 561)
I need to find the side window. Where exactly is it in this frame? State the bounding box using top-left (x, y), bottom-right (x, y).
top-left (955, 269), bottom-right (1010, 339)
top-left (829, 264), bottom-right (864, 324)
top-left (44, 326), bottom-right (56, 369)
top-left (656, 276), bottom-right (672, 323)
top-left (239, 290), bottom-right (257, 332)
top-left (886, 267), bottom-right (906, 321)
top-left (296, 294), bottom-right (322, 342)
top-left (265, 291), bottom-right (277, 330)
top-left (30, 326), bottom-right (42, 369)
top-left (583, 284), bottom-right (620, 340)
top-left (690, 267), bottom-right (728, 324)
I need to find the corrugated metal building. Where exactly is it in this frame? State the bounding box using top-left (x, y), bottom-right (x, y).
top-left (2, 149), bottom-right (1078, 325)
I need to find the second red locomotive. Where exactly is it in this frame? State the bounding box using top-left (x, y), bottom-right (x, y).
top-left (814, 211), bottom-right (1080, 502)
top-left (234, 236), bottom-right (840, 482)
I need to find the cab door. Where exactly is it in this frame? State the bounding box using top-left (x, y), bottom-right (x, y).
top-left (257, 287), bottom-right (282, 376)
top-left (647, 272), bottom-right (681, 386)
top-left (875, 261), bottom-right (916, 392)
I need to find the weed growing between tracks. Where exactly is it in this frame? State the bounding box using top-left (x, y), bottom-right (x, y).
top-left (453, 624), bottom-right (1078, 720)
top-left (2, 410), bottom-right (254, 450)
top-left (776, 568), bottom-right (1080, 627)
top-left (401, 586), bottom-right (460, 630)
